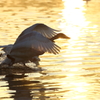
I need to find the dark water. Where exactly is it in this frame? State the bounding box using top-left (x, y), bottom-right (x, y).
top-left (0, 0), bottom-right (100, 100)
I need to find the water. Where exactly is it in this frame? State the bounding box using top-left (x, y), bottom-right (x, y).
top-left (0, 0), bottom-right (100, 100)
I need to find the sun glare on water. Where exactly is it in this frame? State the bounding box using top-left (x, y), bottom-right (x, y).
top-left (59, 0), bottom-right (90, 39)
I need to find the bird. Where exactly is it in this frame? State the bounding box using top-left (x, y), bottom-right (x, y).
top-left (0, 44), bottom-right (13, 55)
top-left (0, 23), bottom-right (70, 66)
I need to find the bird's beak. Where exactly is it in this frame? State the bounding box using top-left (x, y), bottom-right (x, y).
top-left (59, 33), bottom-right (71, 39)
top-left (64, 35), bottom-right (70, 39)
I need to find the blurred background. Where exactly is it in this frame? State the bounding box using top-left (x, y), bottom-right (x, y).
top-left (0, 0), bottom-right (100, 100)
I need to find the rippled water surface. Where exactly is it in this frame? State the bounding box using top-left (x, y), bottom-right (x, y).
top-left (0, 0), bottom-right (100, 100)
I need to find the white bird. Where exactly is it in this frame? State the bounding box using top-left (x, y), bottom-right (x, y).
top-left (0, 23), bottom-right (70, 66)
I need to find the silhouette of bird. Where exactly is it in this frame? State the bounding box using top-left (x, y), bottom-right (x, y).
top-left (0, 44), bottom-right (13, 55)
top-left (0, 23), bottom-right (70, 66)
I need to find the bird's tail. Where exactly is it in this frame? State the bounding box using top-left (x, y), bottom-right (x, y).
top-left (0, 57), bottom-right (13, 66)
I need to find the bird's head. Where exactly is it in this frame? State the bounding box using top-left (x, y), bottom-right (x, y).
top-left (57, 33), bottom-right (70, 39)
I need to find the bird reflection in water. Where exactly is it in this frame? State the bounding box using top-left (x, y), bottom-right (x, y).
top-left (2, 73), bottom-right (61, 100)
top-left (0, 23), bottom-right (70, 67)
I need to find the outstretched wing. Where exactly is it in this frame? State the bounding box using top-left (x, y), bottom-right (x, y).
top-left (10, 31), bottom-right (60, 58)
top-left (19, 23), bottom-right (59, 39)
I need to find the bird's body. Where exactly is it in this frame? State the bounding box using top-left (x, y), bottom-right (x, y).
top-left (0, 23), bottom-right (70, 66)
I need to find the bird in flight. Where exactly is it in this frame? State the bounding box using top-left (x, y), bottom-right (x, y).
top-left (0, 23), bottom-right (70, 66)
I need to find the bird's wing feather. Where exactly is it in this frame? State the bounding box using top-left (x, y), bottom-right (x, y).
top-left (33, 23), bottom-right (59, 39)
top-left (10, 31), bottom-right (60, 57)
top-left (20, 23), bottom-right (59, 39)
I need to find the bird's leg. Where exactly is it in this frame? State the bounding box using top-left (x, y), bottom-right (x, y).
top-left (33, 56), bottom-right (40, 61)
top-left (22, 62), bottom-right (26, 66)
top-left (0, 53), bottom-right (2, 57)
top-left (22, 62), bottom-right (28, 67)
top-left (34, 60), bottom-right (40, 66)
top-left (30, 56), bottom-right (40, 66)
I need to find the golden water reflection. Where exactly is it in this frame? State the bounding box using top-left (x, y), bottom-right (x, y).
top-left (58, 0), bottom-right (100, 100)
top-left (0, 0), bottom-right (100, 100)
top-left (59, 0), bottom-right (88, 38)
